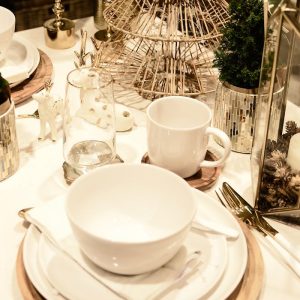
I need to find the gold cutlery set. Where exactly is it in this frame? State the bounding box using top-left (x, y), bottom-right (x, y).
top-left (217, 182), bottom-right (300, 277)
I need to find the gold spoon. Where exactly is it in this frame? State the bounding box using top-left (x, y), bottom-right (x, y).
top-left (18, 207), bottom-right (32, 220)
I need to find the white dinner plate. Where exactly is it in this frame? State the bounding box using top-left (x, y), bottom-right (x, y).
top-left (36, 226), bottom-right (227, 300)
top-left (22, 226), bottom-right (64, 300)
top-left (0, 36), bottom-right (40, 86)
top-left (23, 189), bottom-right (248, 300)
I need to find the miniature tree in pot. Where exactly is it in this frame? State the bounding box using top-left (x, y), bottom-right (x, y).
top-left (212, 0), bottom-right (265, 153)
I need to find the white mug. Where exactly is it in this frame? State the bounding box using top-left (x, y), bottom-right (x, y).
top-left (0, 7), bottom-right (15, 62)
top-left (146, 96), bottom-right (231, 178)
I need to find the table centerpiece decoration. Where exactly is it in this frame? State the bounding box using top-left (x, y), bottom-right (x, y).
top-left (251, 0), bottom-right (300, 225)
top-left (213, 0), bottom-right (267, 153)
top-left (99, 0), bottom-right (230, 100)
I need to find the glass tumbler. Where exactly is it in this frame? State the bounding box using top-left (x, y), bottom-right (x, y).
top-left (63, 67), bottom-right (116, 174)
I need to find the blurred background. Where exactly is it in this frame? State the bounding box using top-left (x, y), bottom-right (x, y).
top-left (0, 0), bottom-right (94, 31)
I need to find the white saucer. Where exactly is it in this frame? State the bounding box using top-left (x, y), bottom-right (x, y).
top-left (0, 36), bottom-right (40, 86)
top-left (23, 190), bottom-right (247, 299)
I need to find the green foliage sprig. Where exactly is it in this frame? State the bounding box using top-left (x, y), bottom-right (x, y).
top-left (213, 0), bottom-right (265, 89)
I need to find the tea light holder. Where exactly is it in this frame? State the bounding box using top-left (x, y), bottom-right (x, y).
top-left (43, 0), bottom-right (76, 49)
top-left (251, 0), bottom-right (300, 224)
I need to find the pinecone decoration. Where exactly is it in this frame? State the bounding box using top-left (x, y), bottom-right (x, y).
top-left (265, 139), bottom-right (278, 154)
top-left (259, 120), bottom-right (300, 211)
top-left (285, 121), bottom-right (298, 136)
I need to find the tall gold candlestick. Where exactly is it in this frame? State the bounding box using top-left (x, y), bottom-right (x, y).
top-left (44, 0), bottom-right (76, 49)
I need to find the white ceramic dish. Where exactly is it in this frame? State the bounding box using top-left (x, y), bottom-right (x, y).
top-left (0, 6), bottom-right (15, 62)
top-left (0, 36), bottom-right (40, 86)
top-left (23, 189), bottom-right (248, 300)
top-left (66, 163), bottom-right (197, 275)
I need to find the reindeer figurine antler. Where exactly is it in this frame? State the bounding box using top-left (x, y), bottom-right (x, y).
top-left (74, 29), bottom-right (90, 68)
top-left (44, 79), bottom-right (54, 92)
top-left (90, 37), bottom-right (103, 67)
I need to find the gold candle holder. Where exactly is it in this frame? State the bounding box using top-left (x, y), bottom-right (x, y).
top-left (44, 0), bottom-right (76, 49)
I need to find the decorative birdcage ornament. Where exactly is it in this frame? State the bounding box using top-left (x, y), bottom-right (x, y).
top-left (251, 0), bottom-right (300, 225)
top-left (97, 0), bottom-right (229, 99)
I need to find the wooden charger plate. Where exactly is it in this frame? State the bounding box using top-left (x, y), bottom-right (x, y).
top-left (11, 50), bottom-right (53, 105)
top-left (16, 222), bottom-right (264, 300)
top-left (141, 151), bottom-right (221, 191)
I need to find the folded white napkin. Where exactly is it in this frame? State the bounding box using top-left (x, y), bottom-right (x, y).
top-left (26, 197), bottom-right (205, 300)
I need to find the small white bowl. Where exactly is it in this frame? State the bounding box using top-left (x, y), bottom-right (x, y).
top-left (66, 163), bottom-right (197, 275)
top-left (0, 6), bottom-right (15, 62)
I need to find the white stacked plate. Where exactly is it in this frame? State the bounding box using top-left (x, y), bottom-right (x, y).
top-left (23, 190), bottom-right (248, 300)
top-left (0, 36), bottom-right (40, 87)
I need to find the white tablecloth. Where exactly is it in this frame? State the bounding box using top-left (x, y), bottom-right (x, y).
top-left (1, 17), bottom-right (299, 300)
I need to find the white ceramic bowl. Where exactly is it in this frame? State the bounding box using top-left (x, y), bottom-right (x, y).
top-left (66, 163), bottom-right (197, 275)
top-left (0, 6), bottom-right (15, 62)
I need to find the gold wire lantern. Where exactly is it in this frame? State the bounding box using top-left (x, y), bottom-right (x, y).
top-left (95, 0), bottom-right (229, 99)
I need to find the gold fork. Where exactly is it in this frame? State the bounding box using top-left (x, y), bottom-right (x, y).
top-left (216, 188), bottom-right (267, 234)
top-left (222, 182), bottom-right (300, 262)
top-left (216, 186), bottom-right (300, 277)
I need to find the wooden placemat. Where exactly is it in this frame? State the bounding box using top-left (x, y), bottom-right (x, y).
top-left (227, 221), bottom-right (264, 300)
top-left (16, 240), bottom-right (45, 300)
top-left (141, 151), bottom-right (221, 190)
top-left (16, 223), bottom-right (264, 300)
top-left (11, 50), bottom-right (53, 105)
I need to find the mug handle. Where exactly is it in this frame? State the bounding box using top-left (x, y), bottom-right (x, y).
top-left (199, 127), bottom-right (231, 168)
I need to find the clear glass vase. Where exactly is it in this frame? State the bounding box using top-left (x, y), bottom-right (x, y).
top-left (63, 67), bottom-right (116, 175)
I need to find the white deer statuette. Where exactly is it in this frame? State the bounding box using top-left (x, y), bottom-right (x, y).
top-left (32, 80), bottom-right (63, 141)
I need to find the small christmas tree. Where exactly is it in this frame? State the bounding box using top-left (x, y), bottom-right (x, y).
top-left (213, 0), bottom-right (264, 89)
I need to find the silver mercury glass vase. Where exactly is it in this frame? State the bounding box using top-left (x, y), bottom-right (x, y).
top-left (0, 102), bottom-right (19, 181)
top-left (213, 81), bottom-right (284, 154)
